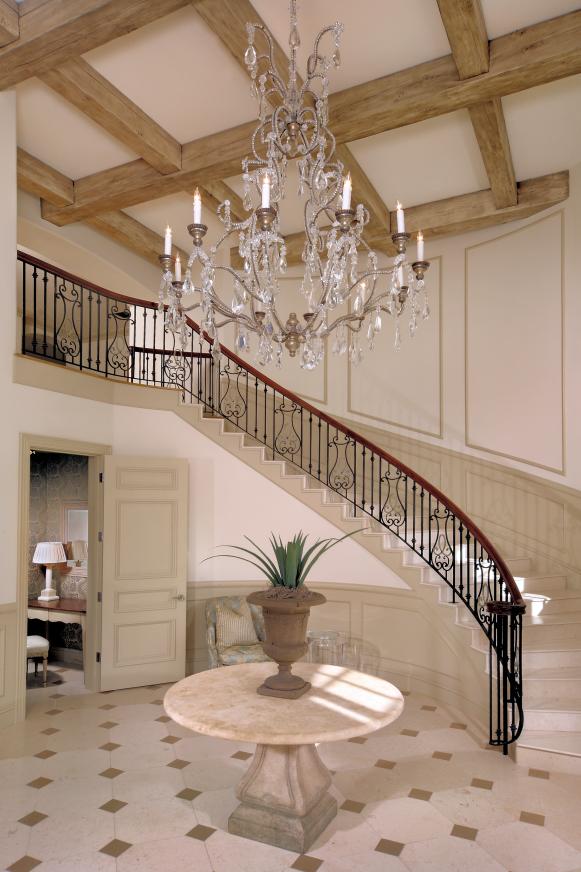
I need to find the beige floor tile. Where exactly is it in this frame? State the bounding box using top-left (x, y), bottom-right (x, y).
top-left (0, 823), bottom-right (31, 871)
top-left (192, 786), bottom-right (238, 830)
top-left (111, 766), bottom-right (186, 804)
top-left (366, 796), bottom-right (452, 844)
top-left (30, 851), bottom-right (116, 871)
top-left (116, 835), bottom-right (213, 871)
top-left (115, 795), bottom-right (199, 844)
top-left (28, 810), bottom-right (115, 861)
top-left (205, 828), bottom-right (295, 872)
top-left (402, 834), bottom-right (506, 871)
top-left (431, 786), bottom-right (518, 829)
top-left (477, 821), bottom-right (581, 872)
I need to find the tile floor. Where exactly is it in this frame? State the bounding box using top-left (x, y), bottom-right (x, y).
top-left (2, 664), bottom-right (581, 871)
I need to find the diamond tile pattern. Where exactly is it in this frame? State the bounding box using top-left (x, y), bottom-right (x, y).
top-left (6, 664), bottom-right (581, 871)
top-left (34, 749), bottom-right (56, 759)
top-left (98, 720), bottom-right (119, 729)
top-left (160, 735), bottom-right (181, 744)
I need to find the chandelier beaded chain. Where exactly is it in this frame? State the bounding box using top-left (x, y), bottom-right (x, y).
top-left (158, 0), bottom-right (430, 370)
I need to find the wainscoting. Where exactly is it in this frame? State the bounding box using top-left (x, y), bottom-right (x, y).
top-left (186, 580), bottom-right (490, 742)
top-left (0, 602), bottom-right (17, 728)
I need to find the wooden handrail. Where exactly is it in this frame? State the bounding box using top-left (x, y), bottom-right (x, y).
top-left (17, 249), bottom-right (523, 606)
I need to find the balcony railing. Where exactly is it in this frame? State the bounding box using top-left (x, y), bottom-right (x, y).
top-left (18, 250), bottom-right (525, 753)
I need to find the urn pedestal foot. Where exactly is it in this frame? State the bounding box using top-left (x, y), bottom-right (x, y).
top-left (228, 742), bottom-right (337, 852)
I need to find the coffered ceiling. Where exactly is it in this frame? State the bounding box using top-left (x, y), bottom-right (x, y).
top-left (5, 0), bottom-right (581, 269)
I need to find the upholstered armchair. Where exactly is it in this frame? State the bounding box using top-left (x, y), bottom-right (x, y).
top-left (205, 595), bottom-right (270, 668)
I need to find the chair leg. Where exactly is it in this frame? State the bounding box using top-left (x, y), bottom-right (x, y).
top-left (43, 656), bottom-right (48, 687)
top-left (35, 659), bottom-right (38, 676)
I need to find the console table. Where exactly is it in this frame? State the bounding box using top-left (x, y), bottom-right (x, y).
top-left (27, 598), bottom-right (87, 670)
top-left (164, 662), bottom-right (404, 852)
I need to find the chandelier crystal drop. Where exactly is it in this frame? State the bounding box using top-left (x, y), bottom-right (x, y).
top-left (157, 0), bottom-right (430, 370)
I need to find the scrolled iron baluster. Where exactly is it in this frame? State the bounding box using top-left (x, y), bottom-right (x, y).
top-left (107, 305), bottom-right (131, 375)
top-left (55, 281), bottom-right (81, 360)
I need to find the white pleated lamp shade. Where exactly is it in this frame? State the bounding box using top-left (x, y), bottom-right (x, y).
top-left (33, 541), bottom-right (67, 565)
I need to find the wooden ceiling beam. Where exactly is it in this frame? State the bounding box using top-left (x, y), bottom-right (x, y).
top-left (40, 58), bottom-right (182, 174)
top-left (436, 0), bottom-right (517, 210)
top-left (0, 0), bottom-right (19, 47)
top-left (194, 0), bottom-right (390, 233)
top-left (0, 0), bottom-right (195, 90)
top-left (17, 147), bottom-right (74, 206)
top-left (87, 211), bottom-right (188, 267)
top-left (381, 171), bottom-right (568, 241)
top-left (328, 10), bottom-right (581, 144)
top-left (40, 10), bottom-right (580, 228)
top-left (197, 180), bottom-right (245, 223)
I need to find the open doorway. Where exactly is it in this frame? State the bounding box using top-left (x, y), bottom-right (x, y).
top-left (16, 434), bottom-right (110, 721)
top-left (26, 450), bottom-right (90, 705)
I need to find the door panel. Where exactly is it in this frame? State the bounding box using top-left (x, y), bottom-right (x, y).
top-left (100, 456), bottom-right (188, 691)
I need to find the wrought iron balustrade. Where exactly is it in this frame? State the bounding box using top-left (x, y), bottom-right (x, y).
top-left (18, 250), bottom-right (525, 753)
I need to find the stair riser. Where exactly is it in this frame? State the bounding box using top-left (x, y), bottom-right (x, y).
top-left (524, 624), bottom-right (581, 643)
top-left (518, 577), bottom-right (567, 594)
top-left (523, 650), bottom-right (581, 669)
top-left (525, 599), bottom-right (581, 616)
top-left (516, 745), bottom-right (581, 775)
top-left (523, 680), bottom-right (581, 703)
top-left (525, 710), bottom-right (581, 731)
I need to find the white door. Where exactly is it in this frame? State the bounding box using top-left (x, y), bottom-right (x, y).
top-left (99, 456), bottom-right (188, 691)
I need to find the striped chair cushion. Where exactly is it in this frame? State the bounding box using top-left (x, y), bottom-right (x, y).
top-left (215, 599), bottom-right (259, 652)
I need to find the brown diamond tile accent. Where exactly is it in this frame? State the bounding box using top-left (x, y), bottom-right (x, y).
top-left (99, 767), bottom-right (123, 780)
top-left (45, 709), bottom-right (63, 716)
top-left (347, 736), bottom-right (368, 744)
top-left (520, 811), bottom-right (545, 826)
top-left (450, 722), bottom-right (467, 730)
top-left (99, 742), bottom-right (121, 752)
top-left (167, 759), bottom-right (190, 770)
top-left (34, 749), bottom-right (56, 759)
top-left (151, 699), bottom-right (164, 705)
top-left (529, 768), bottom-right (550, 780)
top-left (7, 856), bottom-right (42, 872)
top-left (433, 751), bottom-right (453, 761)
top-left (375, 839), bottom-right (404, 856)
top-left (100, 799), bottom-right (127, 814)
top-left (341, 799), bottom-right (366, 813)
top-left (27, 777), bottom-right (53, 789)
top-left (401, 729), bottom-right (419, 737)
top-left (176, 788), bottom-right (201, 801)
top-left (291, 856), bottom-right (324, 872)
top-left (99, 703), bottom-right (117, 711)
top-left (409, 788), bottom-right (432, 801)
top-left (41, 727), bottom-right (59, 736)
top-left (18, 811), bottom-right (48, 827)
top-left (49, 693), bottom-right (64, 699)
top-left (231, 750), bottom-right (252, 760)
top-left (471, 778), bottom-right (493, 790)
top-left (401, 690), bottom-right (411, 697)
top-left (451, 824), bottom-right (478, 841)
top-left (375, 759), bottom-right (396, 770)
top-left (156, 715), bottom-right (171, 723)
top-left (98, 721), bottom-right (119, 729)
top-left (421, 704), bottom-right (437, 711)
top-left (186, 824), bottom-right (216, 841)
top-left (100, 839), bottom-right (132, 858)
top-left (160, 735), bottom-right (181, 744)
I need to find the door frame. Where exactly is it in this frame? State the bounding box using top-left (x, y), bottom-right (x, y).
top-left (16, 433), bottom-right (112, 721)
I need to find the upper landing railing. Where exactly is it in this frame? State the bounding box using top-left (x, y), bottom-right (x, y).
top-left (17, 250), bottom-right (525, 752)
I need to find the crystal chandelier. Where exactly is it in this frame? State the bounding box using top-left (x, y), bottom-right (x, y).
top-left (158, 0), bottom-right (430, 370)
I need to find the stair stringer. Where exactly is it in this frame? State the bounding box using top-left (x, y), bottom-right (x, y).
top-left (176, 403), bottom-right (494, 744)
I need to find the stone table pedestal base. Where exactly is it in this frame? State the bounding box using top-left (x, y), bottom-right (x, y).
top-left (228, 742), bottom-right (337, 853)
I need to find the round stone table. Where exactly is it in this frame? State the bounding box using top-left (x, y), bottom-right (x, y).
top-left (164, 662), bottom-right (404, 852)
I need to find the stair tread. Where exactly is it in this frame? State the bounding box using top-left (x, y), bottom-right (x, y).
top-left (523, 590), bottom-right (581, 602)
top-left (526, 698), bottom-right (581, 712)
top-left (519, 730), bottom-right (581, 756)
top-left (524, 638), bottom-right (581, 652)
top-left (526, 612), bottom-right (581, 626)
top-left (525, 666), bottom-right (581, 680)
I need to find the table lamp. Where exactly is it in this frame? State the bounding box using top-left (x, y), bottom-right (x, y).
top-left (33, 541), bottom-right (66, 602)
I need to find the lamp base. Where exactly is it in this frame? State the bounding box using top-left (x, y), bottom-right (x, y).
top-left (38, 589), bottom-right (59, 602)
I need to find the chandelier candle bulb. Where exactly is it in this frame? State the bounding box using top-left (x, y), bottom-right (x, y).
top-left (174, 254), bottom-right (182, 282)
top-left (341, 173), bottom-right (352, 210)
top-left (261, 173), bottom-right (271, 209)
top-left (164, 225), bottom-right (172, 256)
top-left (397, 265), bottom-right (404, 287)
top-left (193, 189), bottom-right (202, 224)
top-left (396, 202), bottom-right (405, 233)
top-left (416, 231), bottom-right (424, 261)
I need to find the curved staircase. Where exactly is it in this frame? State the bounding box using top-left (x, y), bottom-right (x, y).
top-left (17, 250), bottom-right (530, 755)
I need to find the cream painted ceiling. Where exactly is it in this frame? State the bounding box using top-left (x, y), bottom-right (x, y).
top-left (14, 0), bottom-right (581, 243)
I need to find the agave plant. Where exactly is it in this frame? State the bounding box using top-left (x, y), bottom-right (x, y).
top-left (205, 530), bottom-right (357, 588)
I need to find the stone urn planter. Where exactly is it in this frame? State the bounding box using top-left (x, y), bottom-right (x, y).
top-left (203, 531), bottom-right (357, 699)
top-left (247, 587), bottom-right (326, 699)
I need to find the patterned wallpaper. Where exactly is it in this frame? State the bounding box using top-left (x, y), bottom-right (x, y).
top-left (28, 451), bottom-right (88, 599)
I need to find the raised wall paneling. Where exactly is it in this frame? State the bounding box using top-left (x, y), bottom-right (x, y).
top-left (0, 624), bottom-right (5, 697)
top-left (307, 599), bottom-right (352, 637)
top-left (116, 466), bottom-right (178, 490)
top-left (466, 212), bottom-right (564, 472)
top-left (114, 588), bottom-right (178, 613)
top-left (466, 471), bottom-right (566, 550)
top-left (348, 257), bottom-right (442, 438)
